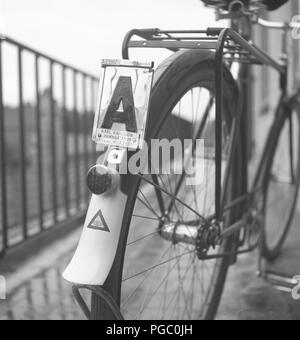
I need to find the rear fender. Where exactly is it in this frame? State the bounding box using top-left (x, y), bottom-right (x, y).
top-left (63, 189), bottom-right (127, 286)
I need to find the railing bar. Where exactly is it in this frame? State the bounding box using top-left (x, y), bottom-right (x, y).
top-left (82, 75), bottom-right (89, 202)
top-left (18, 47), bottom-right (28, 240)
top-left (89, 78), bottom-right (94, 166)
top-left (49, 61), bottom-right (58, 223)
top-left (62, 67), bottom-right (70, 217)
top-left (35, 55), bottom-right (44, 231)
top-left (73, 71), bottom-right (80, 209)
top-left (92, 80), bottom-right (97, 160)
top-left (0, 36), bottom-right (98, 81)
top-left (0, 40), bottom-right (8, 251)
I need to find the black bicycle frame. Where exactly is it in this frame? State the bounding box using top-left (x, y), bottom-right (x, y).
top-left (122, 25), bottom-right (287, 239)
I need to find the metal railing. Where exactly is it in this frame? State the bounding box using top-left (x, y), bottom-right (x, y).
top-left (0, 35), bottom-right (99, 255)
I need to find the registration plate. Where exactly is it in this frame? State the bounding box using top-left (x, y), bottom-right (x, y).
top-left (92, 59), bottom-right (154, 150)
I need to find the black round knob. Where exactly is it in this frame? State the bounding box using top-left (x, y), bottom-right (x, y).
top-left (86, 165), bottom-right (113, 195)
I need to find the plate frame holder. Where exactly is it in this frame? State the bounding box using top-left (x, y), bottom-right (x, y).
top-left (92, 59), bottom-right (154, 152)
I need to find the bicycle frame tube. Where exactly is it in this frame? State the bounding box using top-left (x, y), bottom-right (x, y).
top-left (214, 27), bottom-right (286, 222)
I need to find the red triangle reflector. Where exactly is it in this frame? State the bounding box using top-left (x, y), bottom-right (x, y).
top-left (87, 210), bottom-right (110, 232)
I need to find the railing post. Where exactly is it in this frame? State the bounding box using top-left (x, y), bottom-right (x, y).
top-left (91, 79), bottom-right (97, 161)
top-left (62, 66), bottom-right (70, 217)
top-left (82, 75), bottom-right (89, 201)
top-left (18, 47), bottom-right (28, 240)
top-left (50, 61), bottom-right (58, 223)
top-left (35, 55), bottom-right (44, 231)
top-left (0, 38), bottom-right (8, 253)
top-left (73, 71), bottom-right (80, 209)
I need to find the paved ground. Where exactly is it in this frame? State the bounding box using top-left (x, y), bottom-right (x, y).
top-left (217, 208), bottom-right (300, 320)
top-left (0, 230), bottom-right (85, 320)
top-left (0, 208), bottom-right (300, 320)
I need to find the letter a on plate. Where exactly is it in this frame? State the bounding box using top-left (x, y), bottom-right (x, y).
top-left (87, 210), bottom-right (110, 232)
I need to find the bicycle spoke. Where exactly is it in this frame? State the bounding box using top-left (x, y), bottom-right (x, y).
top-left (138, 252), bottom-right (181, 318)
top-left (132, 214), bottom-right (160, 222)
top-left (138, 174), bottom-right (208, 223)
top-left (139, 246), bottom-right (196, 319)
top-left (121, 244), bottom-right (173, 306)
top-left (123, 249), bottom-right (194, 282)
top-left (127, 231), bottom-right (159, 246)
top-left (174, 247), bottom-right (192, 319)
top-left (137, 189), bottom-right (161, 219)
top-left (151, 174), bottom-right (166, 214)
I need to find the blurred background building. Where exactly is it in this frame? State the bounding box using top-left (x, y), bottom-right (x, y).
top-left (253, 0), bottom-right (300, 154)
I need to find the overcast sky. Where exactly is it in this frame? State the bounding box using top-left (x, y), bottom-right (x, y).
top-left (0, 0), bottom-right (221, 105)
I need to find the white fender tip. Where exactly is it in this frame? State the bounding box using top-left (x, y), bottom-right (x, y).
top-left (62, 190), bottom-right (127, 286)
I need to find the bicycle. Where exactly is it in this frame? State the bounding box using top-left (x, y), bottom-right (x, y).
top-left (63, 0), bottom-right (300, 320)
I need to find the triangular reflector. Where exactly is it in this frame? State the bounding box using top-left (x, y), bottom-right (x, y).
top-left (87, 210), bottom-right (110, 232)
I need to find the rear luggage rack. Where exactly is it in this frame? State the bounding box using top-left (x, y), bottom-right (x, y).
top-left (122, 26), bottom-right (286, 220)
top-left (122, 27), bottom-right (285, 70)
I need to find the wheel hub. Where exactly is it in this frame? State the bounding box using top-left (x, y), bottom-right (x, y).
top-left (159, 220), bottom-right (222, 258)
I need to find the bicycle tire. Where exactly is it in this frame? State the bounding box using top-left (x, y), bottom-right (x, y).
top-left (261, 102), bottom-right (300, 260)
top-left (91, 50), bottom-right (243, 320)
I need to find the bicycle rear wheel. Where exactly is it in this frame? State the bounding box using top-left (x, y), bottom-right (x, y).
top-left (91, 50), bottom-right (243, 320)
top-left (261, 102), bottom-right (300, 260)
